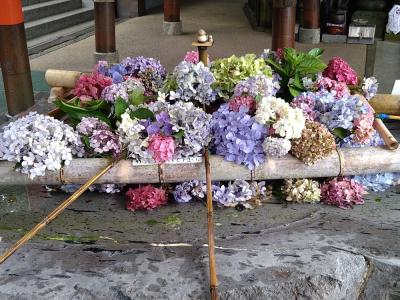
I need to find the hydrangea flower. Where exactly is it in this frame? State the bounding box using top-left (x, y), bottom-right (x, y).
top-left (291, 92), bottom-right (318, 121)
top-left (73, 73), bottom-right (112, 101)
top-left (353, 173), bottom-right (400, 192)
top-left (263, 137), bottom-right (291, 158)
top-left (233, 75), bottom-right (280, 98)
top-left (121, 56), bottom-right (166, 80)
top-left (340, 130), bottom-right (384, 148)
top-left (321, 177), bottom-right (366, 209)
top-left (255, 96), bottom-right (305, 140)
top-left (291, 121), bottom-right (336, 165)
top-left (315, 76), bottom-right (350, 99)
top-left (353, 113), bottom-right (374, 144)
top-left (211, 54), bottom-right (273, 98)
top-left (323, 57), bottom-right (358, 85)
top-left (90, 129), bottom-right (122, 156)
top-left (228, 95), bottom-right (257, 114)
top-left (169, 101), bottom-right (212, 157)
top-left (211, 104), bottom-right (267, 170)
top-left (169, 61), bottom-right (216, 105)
top-left (361, 77), bottom-right (379, 100)
top-left (125, 185), bottom-right (167, 211)
top-left (89, 183), bottom-right (125, 194)
top-left (76, 117), bottom-right (110, 136)
top-left (100, 79), bottom-right (145, 103)
top-left (173, 181), bottom-right (197, 203)
top-left (0, 112), bottom-right (83, 178)
top-left (147, 134), bottom-right (176, 163)
top-left (282, 179), bottom-right (321, 203)
top-left (145, 111), bottom-right (174, 136)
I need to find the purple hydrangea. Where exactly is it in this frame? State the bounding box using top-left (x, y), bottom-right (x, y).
top-left (121, 56), bottom-right (166, 80)
top-left (291, 92), bottom-right (318, 121)
top-left (76, 117), bottom-right (110, 136)
top-left (340, 131), bottom-right (384, 148)
top-left (101, 82), bottom-right (130, 103)
top-left (211, 104), bottom-right (267, 170)
top-left (90, 129), bottom-right (121, 156)
top-left (233, 75), bottom-right (280, 98)
top-left (173, 181), bottom-right (196, 203)
top-left (144, 111), bottom-right (174, 136)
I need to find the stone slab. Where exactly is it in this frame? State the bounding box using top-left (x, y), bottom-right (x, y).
top-left (322, 34), bottom-right (347, 43)
top-left (94, 51), bottom-right (119, 64)
top-left (299, 27), bottom-right (320, 44)
top-left (162, 21), bottom-right (182, 35)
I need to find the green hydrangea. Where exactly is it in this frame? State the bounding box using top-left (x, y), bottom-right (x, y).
top-left (211, 54), bottom-right (273, 99)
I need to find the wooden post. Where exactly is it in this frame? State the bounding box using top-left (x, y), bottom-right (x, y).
top-left (0, 0), bottom-right (34, 116)
top-left (94, 0), bottom-right (119, 63)
top-left (272, 0), bottom-right (297, 50)
top-left (299, 0), bottom-right (320, 44)
top-left (163, 0), bottom-right (182, 35)
top-left (193, 34), bottom-right (218, 300)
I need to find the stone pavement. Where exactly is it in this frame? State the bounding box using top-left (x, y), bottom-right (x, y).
top-left (0, 184), bottom-right (399, 299)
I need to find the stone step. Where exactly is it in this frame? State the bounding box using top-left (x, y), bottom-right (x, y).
top-left (27, 20), bottom-right (94, 56)
top-left (25, 7), bottom-right (94, 41)
top-left (23, 0), bottom-right (82, 22)
top-left (22, 0), bottom-right (54, 6)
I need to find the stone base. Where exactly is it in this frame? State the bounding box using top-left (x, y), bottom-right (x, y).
top-left (299, 27), bottom-right (320, 44)
top-left (94, 51), bottom-right (119, 64)
top-left (322, 34), bottom-right (347, 43)
top-left (163, 21), bottom-right (182, 35)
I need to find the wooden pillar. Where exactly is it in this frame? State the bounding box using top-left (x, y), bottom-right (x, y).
top-left (94, 0), bottom-right (119, 63)
top-left (163, 0), bottom-right (182, 35)
top-left (271, 0), bottom-right (297, 50)
top-left (0, 0), bottom-right (34, 116)
top-left (299, 0), bottom-right (320, 44)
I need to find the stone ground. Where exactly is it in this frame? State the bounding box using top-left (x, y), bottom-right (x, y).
top-left (1, 0), bottom-right (400, 299)
top-left (0, 185), bottom-right (399, 299)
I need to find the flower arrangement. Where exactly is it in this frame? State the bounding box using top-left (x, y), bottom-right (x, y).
top-left (282, 179), bottom-right (321, 203)
top-left (73, 73), bottom-right (112, 101)
top-left (211, 54), bottom-right (273, 99)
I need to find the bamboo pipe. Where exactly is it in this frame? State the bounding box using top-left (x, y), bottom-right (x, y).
top-left (1, 147), bottom-right (400, 185)
top-left (197, 39), bottom-right (218, 300)
top-left (0, 158), bottom-right (117, 264)
top-left (369, 94), bottom-right (400, 115)
top-left (45, 69), bottom-right (82, 88)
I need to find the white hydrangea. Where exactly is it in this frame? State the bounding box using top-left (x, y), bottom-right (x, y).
top-left (282, 179), bottom-right (321, 203)
top-left (263, 137), bottom-right (291, 158)
top-left (0, 112), bottom-right (83, 179)
top-left (255, 96), bottom-right (305, 139)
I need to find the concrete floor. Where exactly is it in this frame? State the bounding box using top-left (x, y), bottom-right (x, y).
top-left (29, 0), bottom-right (367, 76)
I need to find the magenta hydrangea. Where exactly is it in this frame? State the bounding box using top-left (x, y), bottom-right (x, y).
top-left (147, 133), bottom-right (176, 163)
top-left (73, 73), bottom-right (112, 101)
top-left (228, 95), bottom-right (257, 114)
top-left (125, 185), bottom-right (167, 211)
top-left (321, 177), bottom-right (366, 209)
top-left (315, 76), bottom-right (350, 99)
top-left (323, 57), bottom-right (358, 85)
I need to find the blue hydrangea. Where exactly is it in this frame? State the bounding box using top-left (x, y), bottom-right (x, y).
top-left (211, 104), bottom-right (267, 170)
top-left (352, 173), bottom-right (400, 192)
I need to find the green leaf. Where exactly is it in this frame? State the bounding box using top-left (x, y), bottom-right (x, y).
top-left (333, 127), bottom-right (351, 139)
top-left (130, 107), bottom-right (154, 120)
top-left (81, 135), bottom-right (91, 148)
top-left (308, 48), bottom-right (324, 58)
top-left (114, 98), bottom-right (129, 120)
top-left (288, 85), bottom-right (301, 97)
top-left (53, 100), bottom-right (111, 125)
top-left (375, 197), bottom-right (382, 203)
top-left (173, 129), bottom-right (185, 139)
top-left (84, 99), bottom-right (109, 111)
top-left (255, 94), bottom-right (263, 102)
top-left (129, 89), bottom-right (147, 106)
top-left (296, 57), bottom-right (327, 75)
top-left (264, 58), bottom-right (287, 77)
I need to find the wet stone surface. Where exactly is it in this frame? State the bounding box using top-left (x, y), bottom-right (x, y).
top-left (0, 185), bottom-right (399, 299)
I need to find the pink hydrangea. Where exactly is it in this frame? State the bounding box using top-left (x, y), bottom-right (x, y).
top-left (353, 113), bottom-right (375, 144)
top-left (321, 177), bottom-right (366, 209)
top-left (73, 73), bottom-right (112, 101)
top-left (148, 134), bottom-right (176, 163)
top-left (183, 51), bottom-right (210, 65)
top-left (323, 57), bottom-right (358, 85)
top-left (315, 76), bottom-right (350, 99)
top-left (125, 185), bottom-right (167, 211)
top-left (228, 95), bottom-right (257, 114)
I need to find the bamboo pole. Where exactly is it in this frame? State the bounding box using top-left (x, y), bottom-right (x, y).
top-left (196, 36), bottom-right (218, 300)
top-left (45, 69), bottom-right (82, 88)
top-left (0, 158), bottom-right (117, 264)
top-left (369, 94), bottom-right (400, 115)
